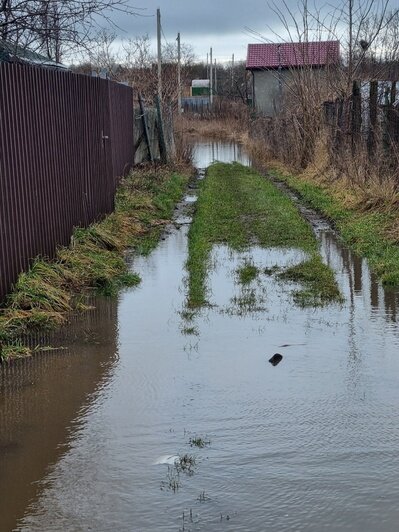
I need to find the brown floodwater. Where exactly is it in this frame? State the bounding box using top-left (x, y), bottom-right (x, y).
top-left (2, 140), bottom-right (399, 531)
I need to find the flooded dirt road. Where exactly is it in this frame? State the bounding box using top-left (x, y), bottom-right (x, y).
top-left (2, 140), bottom-right (399, 531)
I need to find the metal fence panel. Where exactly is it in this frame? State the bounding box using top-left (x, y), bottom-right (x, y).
top-left (0, 63), bottom-right (134, 302)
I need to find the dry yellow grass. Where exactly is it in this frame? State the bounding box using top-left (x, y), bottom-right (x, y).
top-left (175, 115), bottom-right (249, 144)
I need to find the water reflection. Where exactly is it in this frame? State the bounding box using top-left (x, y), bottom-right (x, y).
top-left (0, 298), bottom-right (119, 532)
top-left (320, 230), bottom-right (399, 329)
top-left (193, 140), bottom-right (251, 168)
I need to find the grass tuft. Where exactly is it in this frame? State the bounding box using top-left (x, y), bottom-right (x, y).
top-left (278, 254), bottom-right (344, 306)
top-left (189, 436), bottom-right (211, 448)
top-left (237, 261), bottom-right (259, 284)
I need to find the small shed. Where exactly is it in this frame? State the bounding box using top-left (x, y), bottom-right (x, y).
top-left (246, 41), bottom-right (340, 116)
top-left (191, 79), bottom-right (210, 97)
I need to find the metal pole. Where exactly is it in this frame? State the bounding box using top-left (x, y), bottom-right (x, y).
top-left (231, 53), bottom-right (235, 90)
top-left (157, 8), bottom-right (162, 102)
top-left (214, 58), bottom-right (217, 94)
top-left (210, 47), bottom-right (213, 105)
top-left (177, 32), bottom-right (182, 113)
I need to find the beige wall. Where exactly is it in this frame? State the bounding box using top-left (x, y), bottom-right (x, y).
top-left (253, 69), bottom-right (294, 117)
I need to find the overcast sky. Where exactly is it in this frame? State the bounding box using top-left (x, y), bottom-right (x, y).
top-left (103, 0), bottom-right (397, 65)
top-left (106, 0), bottom-right (314, 63)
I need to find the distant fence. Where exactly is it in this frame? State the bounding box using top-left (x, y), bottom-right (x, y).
top-left (182, 97), bottom-right (210, 115)
top-left (323, 80), bottom-right (399, 157)
top-left (0, 63), bottom-right (134, 302)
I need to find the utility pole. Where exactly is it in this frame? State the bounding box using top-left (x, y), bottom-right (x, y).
top-left (157, 7), bottom-right (162, 101)
top-left (177, 32), bottom-right (182, 113)
top-left (210, 47), bottom-right (213, 105)
top-left (214, 58), bottom-right (217, 94)
top-left (231, 53), bottom-right (235, 91)
top-left (156, 7), bottom-right (167, 162)
top-left (348, 0), bottom-right (353, 90)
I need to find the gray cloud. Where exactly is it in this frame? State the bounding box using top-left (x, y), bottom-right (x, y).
top-left (105, 0), bottom-right (395, 63)
top-left (106, 0), bottom-right (300, 61)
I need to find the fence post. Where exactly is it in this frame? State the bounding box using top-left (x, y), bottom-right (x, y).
top-left (387, 81), bottom-right (398, 145)
top-left (390, 80), bottom-right (396, 106)
top-left (334, 99), bottom-right (344, 154)
top-left (351, 81), bottom-right (361, 151)
top-left (368, 81), bottom-right (378, 157)
top-left (155, 95), bottom-right (168, 164)
top-left (138, 92), bottom-right (154, 163)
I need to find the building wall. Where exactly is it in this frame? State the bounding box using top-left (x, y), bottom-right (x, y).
top-left (253, 67), bottom-right (329, 116)
top-left (253, 69), bottom-right (293, 117)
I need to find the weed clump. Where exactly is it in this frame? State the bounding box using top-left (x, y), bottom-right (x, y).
top-left (237, 261), bottom-right (259, 284)
top-left (176, 454), bottom-right (196, 475)
top-left (189, 436), bottom-right (211, 448)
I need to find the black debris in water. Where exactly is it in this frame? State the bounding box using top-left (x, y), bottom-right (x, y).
top-left (269, 353), bottom-right (283, 366)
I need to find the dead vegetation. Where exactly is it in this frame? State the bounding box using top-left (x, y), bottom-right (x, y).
top-left (175, 102), bottom-right (250, 144)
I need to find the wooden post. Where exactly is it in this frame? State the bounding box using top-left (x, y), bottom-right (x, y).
top-left (334, 98), bottom-right (344, 154)
top-left (155, 95), bottom-right (168, 163)
top-left (138, 92), bottom-right (153, 163)
top-left (177, 32), bottom-right (182, 114)
top-left (368, 81), bottom-right (378, 157)
top-left (351, 80), bottom-right (361, 150)
top-left (390, 80), bottom-right (396, 106)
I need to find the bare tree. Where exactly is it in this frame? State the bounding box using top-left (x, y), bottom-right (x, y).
top-left (0, 0), bottom-right (139, 61)
top-left (85, 29), bottom-right (120, 76)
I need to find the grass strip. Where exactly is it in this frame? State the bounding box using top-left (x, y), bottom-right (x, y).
top-left (186, 162), bottom-right (341, 308)
top-left (0, 165), bottom-right (189, 361)
top-left (270, 168), bottom-right (399, 286)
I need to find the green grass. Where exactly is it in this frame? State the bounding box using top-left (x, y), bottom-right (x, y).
top-left (278, 255), bottom-right (344, 307)
top-left (0, 166), bottom-right (189, 358)
top-left (237, 261), bottom-right (259, 284)
top-left (189, 436), bottom-right (211, 448)
top-left (0, 340), bottom-right (32, 362)
top-left (186, 162), bottom-right (341, 308)
top-left (271, 169), bottom-right (399, 286)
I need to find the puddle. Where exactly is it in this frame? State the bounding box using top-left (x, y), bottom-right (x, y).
top-left (2, 140), bottom-right (399, 531)
top-left (184, 194), bottom-right (197, 203)
top-left (193, 139), bottom-right (251, 168)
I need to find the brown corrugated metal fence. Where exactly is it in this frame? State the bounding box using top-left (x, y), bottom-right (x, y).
top-left (0, 63), bottom-right (134, 303)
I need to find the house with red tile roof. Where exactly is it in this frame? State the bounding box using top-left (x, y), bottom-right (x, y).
top-left (246, 41), bottom-right (340, 116)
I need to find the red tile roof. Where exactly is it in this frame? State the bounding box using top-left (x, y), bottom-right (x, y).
top-left (246, 41), bottom-right (340, 69)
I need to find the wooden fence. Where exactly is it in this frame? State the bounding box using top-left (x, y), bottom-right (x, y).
top-left (323, 80), bottom-right (399, 157)
top-left (0, 63), bottom-right (134, 302)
